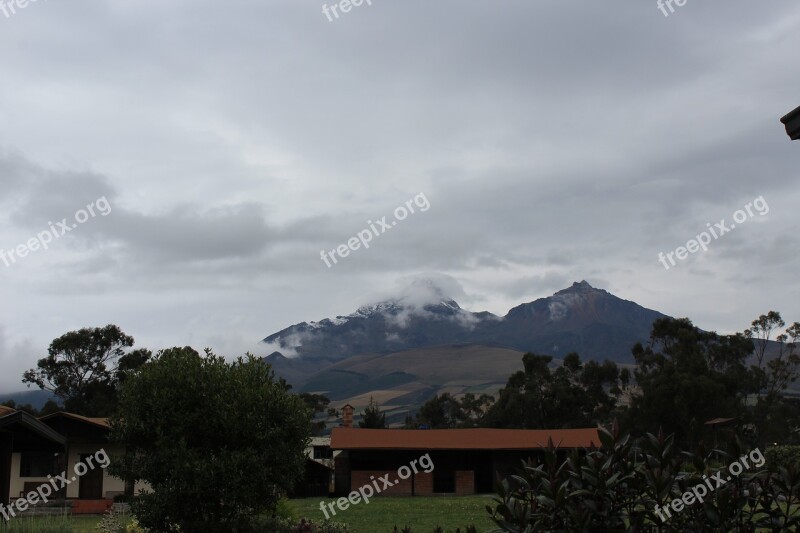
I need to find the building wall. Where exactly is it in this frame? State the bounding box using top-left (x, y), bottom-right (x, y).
top-left (414, 471), bottom-right (433, 495)
top-left (455, 470), bottom-right (475, 495)
top-left (351, 470), bottom-right (413, 496)
top-left (9, 444), bottom-right (148, 501)
top-left (64, 444), bottom-right (124, 499)
top-left (349, 470), bottom-right (436, 496)
top-left (8, 453), bottom-right (49, 502)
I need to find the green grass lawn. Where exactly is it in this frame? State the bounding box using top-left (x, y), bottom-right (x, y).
top-left (0, 515), bottom-right (135, 533)
top-left (289, 496), bottom-right (497, 533)
top-left (0, 516), bottom-right (103, 533)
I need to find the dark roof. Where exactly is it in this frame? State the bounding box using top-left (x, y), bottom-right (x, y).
top-left (0, 411), bottom-right (67, 446)
top-left (781, 105), bottom-right (800, 140)
top-left (331, 427), bottom-right (600, 450)
top-left (38, 412), bottom-right (110, 430)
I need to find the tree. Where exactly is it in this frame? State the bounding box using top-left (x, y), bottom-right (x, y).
top-left (299, 393), bottom-right (331, 435)
top-left (415, 392), bottom-right (494, 429)
top-left (745, 312), bottom-right (800, 445)
top-left (358, 396), bottom-right (386, 428)
top-left (626, 317), bottom-right (751, 446)
top-left (38, 399), bottom-right (62, 416)
top-left (416, 393), bottom-right (462, 429)
top-left (22, 325), bottom-right (150, 416)
top-left (1, 399), bottom-right (37, 415)
top-left (483, 352), bottom-right (621, 429)
top-left (109, 347), bottom-right (310, 533)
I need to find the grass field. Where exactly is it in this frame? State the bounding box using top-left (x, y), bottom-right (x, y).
top-left (289, 495), bottom-right (497, 533)
top-left (0, 516), bottom-right (106, 533)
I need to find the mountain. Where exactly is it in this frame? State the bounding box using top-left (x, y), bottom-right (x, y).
top-left (0, 389), bottom-right (58, 410)
top-left (261, 280), bottom-right (667, 422)
top-left (263, 280), bottom-right (665, 366)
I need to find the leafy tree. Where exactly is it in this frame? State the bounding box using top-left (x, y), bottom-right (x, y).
top-left (415, 392), bottom-right (494, 429)
top-left (627, 317), bottom-right (752, 446)
top-left (745, 312), bottom-right (800, 445)
top-left (38, 399), bottom-right (62, 416)
top-left (110, 347), bottom-right (310, 533)
top-left (22, 325), bottom-right (150, 416)
top-left (483, 352), bottom-right (620, 429)
top-left (299, 393), bottom-right (331, 435)
top-left (358, 396), bottom-right (386, 428)
top-left (415, 393), bottom-right (462, 429)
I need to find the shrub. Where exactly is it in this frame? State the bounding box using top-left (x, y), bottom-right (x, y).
top-left (487, 422), bottom-right (800, 531)
top-left (275, 497), bottom-right (297, 521)
top-left (249, 516), bottom-right (348, 533)
top-left (765, 445), bottom-right (800, 471)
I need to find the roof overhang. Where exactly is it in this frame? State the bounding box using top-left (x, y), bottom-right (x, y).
top-left (39, 412), bottom-right (110, 430)
top-left (781, 106), bottom-right (800, 141)
top-left (0, 411), bottom-right (67, 446)
top-left (330, 427), bottom-right (600, 451)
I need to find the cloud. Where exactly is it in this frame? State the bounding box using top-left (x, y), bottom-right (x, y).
top-left (0, 0), bottom-right (798, 378)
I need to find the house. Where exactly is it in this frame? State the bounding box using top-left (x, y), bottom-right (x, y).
top-left (307, 436), bottom-right (336, 469)
top-left (330, 406), bottom-right (600, 496)
top-left (292, 436), bottom-right (337, 497)
top-left (1, 407), bottom-right (147, 516)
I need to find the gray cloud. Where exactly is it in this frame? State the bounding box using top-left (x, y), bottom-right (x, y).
top-left (0, 0), bottom-right (799, 391)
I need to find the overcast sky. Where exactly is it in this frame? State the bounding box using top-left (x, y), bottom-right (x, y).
top-left (1, 0), bottom-right (799, 392)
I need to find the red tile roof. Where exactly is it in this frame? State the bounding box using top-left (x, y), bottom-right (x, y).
top-left (331, 427), bottom-right (600, 450)
top-left (0, 405), bottom-right (16, 417)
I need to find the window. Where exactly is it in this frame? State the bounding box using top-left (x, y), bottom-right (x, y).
top-left (313, 446), bottom-right (332, 460)
top-left (20, 452), bottom-right (58, 478)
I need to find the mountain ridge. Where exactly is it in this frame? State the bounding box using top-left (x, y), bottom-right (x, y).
top-left (263, 280), bottom-right (666, 367)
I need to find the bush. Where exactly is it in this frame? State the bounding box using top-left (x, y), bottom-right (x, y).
top-left (766, 445), bottom-right (800, 471)
top-left (487, 422), bottom-right (800, 531)
top-left (274, 497), bottom-right (298, 521)
top-left (250, 517), bottom-right (348, 532)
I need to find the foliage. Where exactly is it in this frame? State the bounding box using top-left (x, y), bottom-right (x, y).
top-left (299, 393), bottom-right (332, 435)
top-left (358, 396), bottom-right (386, 429)
top-left (487, 422), bottom-right (800, 531)
top-left (415, 392), bottom-right (494, 429)
top-left (109, 347), bottom-right (310, 533)
top-left (627, 317), bottom-right (752, 446)
top-left (482, 352), bottom-right (620, 429)
top-left (0, 399), bottom-right (37, 415)
top-left (765, 445), bottom-right (800, 471)
top-left (251, 516), bottom-right (349, 532)
top-left (22, 324), bottom-right (151, 416)
top-left (745, 312), bottom-right (800, 445)
top-left (627, 312), bottom-right (800, 448)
